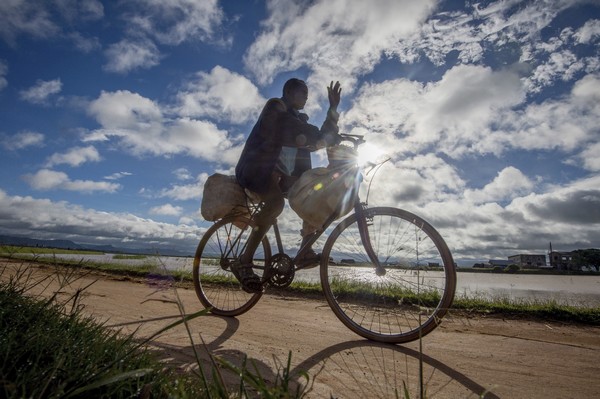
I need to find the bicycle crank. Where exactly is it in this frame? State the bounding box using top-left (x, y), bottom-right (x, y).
top-left (266, 253), bottom-right (295, 288)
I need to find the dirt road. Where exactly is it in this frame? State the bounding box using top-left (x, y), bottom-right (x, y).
top-left (3, 259), bottom-right (599, 398)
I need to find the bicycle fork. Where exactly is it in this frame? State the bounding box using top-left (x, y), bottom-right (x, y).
top-left (355, 202), bottom-right (386, 276)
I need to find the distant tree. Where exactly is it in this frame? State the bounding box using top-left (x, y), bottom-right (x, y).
top-left (572, 249), bottom-right (600, 272)
top-left (506, 264), bottom-right (520, 273)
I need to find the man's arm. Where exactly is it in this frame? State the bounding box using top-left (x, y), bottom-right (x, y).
top-left (276, 110), bottom-right (339, 150)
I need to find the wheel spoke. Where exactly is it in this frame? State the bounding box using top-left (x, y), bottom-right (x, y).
top-left (192, 216), bottom-right (270, 316)
top-left (321, 207), bottom-right (455, 343)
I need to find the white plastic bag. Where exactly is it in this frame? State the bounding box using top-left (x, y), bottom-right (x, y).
top-left (201, 173), bottom-right (249, 221)
top-left (288, 165), bottom-right (360, 228)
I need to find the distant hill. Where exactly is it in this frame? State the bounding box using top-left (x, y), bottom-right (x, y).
top-left (0, 235), bottom-right (191, 257)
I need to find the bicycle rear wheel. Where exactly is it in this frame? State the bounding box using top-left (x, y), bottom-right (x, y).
top-left (321, 207), bottom-right (456, 343)
top-left (193, 215), bottom-right (271, 316)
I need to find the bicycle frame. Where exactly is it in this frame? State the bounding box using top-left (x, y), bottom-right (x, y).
top-left (267, 135), bottom-right (386, 276)
top-left (268, 197), bottom-right (383, 274)
top-left (193, 132), bottom-right (456, 342)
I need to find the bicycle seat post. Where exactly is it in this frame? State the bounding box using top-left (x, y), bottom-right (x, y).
top-left (272, 220), bottom-right (285, 254)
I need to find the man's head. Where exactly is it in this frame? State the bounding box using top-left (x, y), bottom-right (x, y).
top-left (282, 78), bottom-right (308, 110)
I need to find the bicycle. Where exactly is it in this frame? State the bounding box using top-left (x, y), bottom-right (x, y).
top-left (193, 134), bottom-right (456, 343)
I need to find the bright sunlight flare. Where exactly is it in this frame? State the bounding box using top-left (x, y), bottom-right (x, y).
top-left (357, 142), bottom-right (388, 166)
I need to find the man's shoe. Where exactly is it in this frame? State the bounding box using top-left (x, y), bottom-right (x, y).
top-left (296, 249), bottom-right (321, 269)
top-left (230, 261), bottom-right (262, 294)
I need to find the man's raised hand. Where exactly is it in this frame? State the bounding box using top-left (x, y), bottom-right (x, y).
top-left (327, 81), bottom-right (342, 111)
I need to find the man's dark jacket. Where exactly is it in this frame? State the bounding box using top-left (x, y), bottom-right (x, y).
top-left (235, 98), bottom-right (339, 194)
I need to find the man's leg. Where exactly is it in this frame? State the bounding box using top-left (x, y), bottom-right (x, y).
top-left (297, 221), bottom-right (320, 267)
top-left (240, 175), bottom-right (285, 265)
top-left (234, 176), bottom-right (284, 293)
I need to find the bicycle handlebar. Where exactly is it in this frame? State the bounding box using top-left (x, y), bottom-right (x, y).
top-left (338, 133), bottom-right (365, 149)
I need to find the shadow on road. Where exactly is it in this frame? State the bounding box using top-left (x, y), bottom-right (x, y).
top-left (291, 340), bottom-right (500, 398)
top-left (135, 311), bottom-right (499, 398)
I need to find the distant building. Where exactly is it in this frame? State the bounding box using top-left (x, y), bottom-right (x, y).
top-left (548, 251), bottom-right (574, 270)
top-left (508, 254), bottom-right (546, 268)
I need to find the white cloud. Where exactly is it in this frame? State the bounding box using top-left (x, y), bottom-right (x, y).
top-left (149, 203), bottom-right (183, 216)
top-left (578, 142), bottom-right (600, 172)
top-left (175, 66), bottom-right (265, 124)
top-left (465, 167), bottom-right (534, 204)
top-left (89, 90), bottom-right (163, 129)
top-left (245, 0), bottom-right (436, 95)
top-left (0, 0), bottom-right (104, 47)
top-left (344, 69), bottom-right (600, 162)
top-left (571, 72), bottom-right (600, 100)
top-left (104, 39), bottom-right (161, 74)
top-left (159, 173), bottom-right (207, 201)
top-left (46, 146), bottom-right (101, 167)
top-left (526, 49), bottom-right (586, 93)
top-left (68, 32), bottom-right (101, 53)
top-left (101, 0), bottom-right (226, 74)
top-left (54, 0), bottom-right (104, 22)
top-left (361, 154), bottom-right (465, 208)
top-left (0, 0), bottom-right (59, 45)
top-left (493, 73), bottom-right (600, 154)
top-left (0, 189), bottom-right (203, 252)
top-left (343, 64), bottom-right (526, 158)
top-left (392, 0), bottom-right (577, 68)
top-left (0, 60), bottom-right (7, 91)
top-left (412, 175), bottom-right (600, 259)
top-left (169, 118), bottom-right (238, 162)
top-left (419, 65), bottom-right (525, 156)
top-left (86, 90), bottom-right (165, 154)
top-left (242, 0), bottom-right (578, 103)
top-left (104, 172), bottom-right (133, 181)
top-left (2, 130), bottom-right (44, 150)
top-left (574, 19), bottom-right (600, 44)
top-left (508, 175), bottom-right (600, 227)
top-left (127, 0), bottom-right (225, 45)
top-left (173, 168), bottom-right (192, 181)
top-left (19, 78), bottom-right (62, 104)
top-left (86, 90), bottom-right (238, 162)
top-left (23, 169), bottom-right (120, 193)
top-left (521, 19), bottom-right (600, 93)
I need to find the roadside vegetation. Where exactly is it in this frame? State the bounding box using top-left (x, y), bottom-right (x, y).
top-left (0, 261), bottom-right (314, 398)
top-left (1, 247), bottom-right (597, 397)
top-left (2, 248), bottom-right (599, 326)
top-left (112, 254), bottom-right (148, 260)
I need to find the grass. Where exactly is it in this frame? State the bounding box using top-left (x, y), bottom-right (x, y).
top-left (0, 264), bottom-right (204, 397)
top-left (326, 277), bottom-right (443, 307)
top-left (0, 261), bottom-right (316, 398)
top-left (452, 293), bottom-right (600, 324)
top-left (3, 253), bottom-right (593, 398)
top-left (112, 254), bottom-right (148, 260)
top-left (3, 251), bottom-right (599, 326)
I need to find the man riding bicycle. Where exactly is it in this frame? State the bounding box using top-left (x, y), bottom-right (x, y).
top-left (234, 78), bottom-right (343, 293)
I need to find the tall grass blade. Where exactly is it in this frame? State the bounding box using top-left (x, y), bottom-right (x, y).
top-left (65, 369), bottom-right (153, 397)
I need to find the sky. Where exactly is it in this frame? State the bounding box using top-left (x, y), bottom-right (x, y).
top-left (0, 0), bottom-right (599, 263)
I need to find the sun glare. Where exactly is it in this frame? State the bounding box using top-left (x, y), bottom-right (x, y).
top-left (357, 142), bottom-right (387, 166)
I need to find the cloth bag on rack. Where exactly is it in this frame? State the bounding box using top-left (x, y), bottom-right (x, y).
top-left (201, 173), bottom-right (250, 221)
top-left (288, 145), bottom-right (360, 229)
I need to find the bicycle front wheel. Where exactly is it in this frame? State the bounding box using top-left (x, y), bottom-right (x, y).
top-left (193, 215), bottom-right (271, 316)
top-left (321, 207), bottom-right (456, 343)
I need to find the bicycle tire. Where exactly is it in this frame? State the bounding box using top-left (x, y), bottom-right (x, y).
top-left (320, 207), bottom-right (456, 343)
top-left (193, 215), bottom-right (271, 316)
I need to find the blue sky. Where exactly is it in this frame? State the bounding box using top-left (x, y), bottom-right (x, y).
top-left (0, 0), bottom-right (599, 262)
